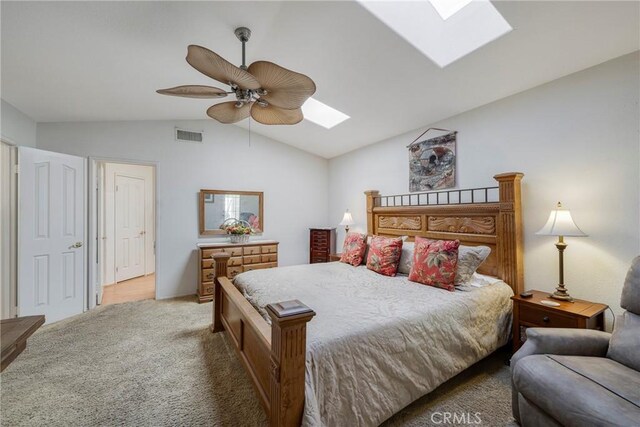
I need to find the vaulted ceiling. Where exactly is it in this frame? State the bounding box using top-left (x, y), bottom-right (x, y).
top-left (2, 1), bottom-right (638, 158)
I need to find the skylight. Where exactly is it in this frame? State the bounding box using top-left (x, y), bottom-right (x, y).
top-left (430, 0), bottom-right (473, 20)
top-left (358, 0), bottom-right (512, 68)
top-left (302, 98), bottom-right (350, 129)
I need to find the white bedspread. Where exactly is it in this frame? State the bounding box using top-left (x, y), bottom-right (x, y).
top-left (233, 262), bottom-right (513, 427)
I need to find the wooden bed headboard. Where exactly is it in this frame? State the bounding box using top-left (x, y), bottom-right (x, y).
top-left (365, 172), bottom-right (524, 295)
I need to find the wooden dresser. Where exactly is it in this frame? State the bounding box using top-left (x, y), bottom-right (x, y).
top-left (197, 240), bottom-right (279, 303)
top-left (309, 228), bottom-right (336, 264)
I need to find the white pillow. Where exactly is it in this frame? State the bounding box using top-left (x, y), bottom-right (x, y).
top-left (455, 245), bottom-right (492, 286)
top-left (397, 242), bottom-right (414, 275)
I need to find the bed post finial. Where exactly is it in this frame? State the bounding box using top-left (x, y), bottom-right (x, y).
top-left (364, 190), bottom-right (380, 236)
top-left (267, 300), bottom-right (316, 427)
top-left (494, 172), bottom-right (524, 295)
top-left (210, 252), bottom-right (231, 333)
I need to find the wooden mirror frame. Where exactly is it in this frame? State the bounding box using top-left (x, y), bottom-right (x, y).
top-left (199, 189), bottom-right (264, 236)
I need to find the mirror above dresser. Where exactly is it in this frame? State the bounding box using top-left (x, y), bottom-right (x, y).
top-left (199, 189), bottom-right (263, 236)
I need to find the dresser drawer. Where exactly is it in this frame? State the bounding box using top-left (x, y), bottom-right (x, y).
top-left (229, 257), bottom-right (242, 267)
top-left (201, 268), bottom-right (215, 282)
top-left (202, 255), bottom-right (242, 269)
top-left (261, 244), bottom-right (278, 254)
top-left (520, 305), bottom-right (579, 328)
top-left (202, 283), bottom-right (214, 295)
top-left (202, 247), bottom-right (242, 258)
top-left (244, 255), bottom-right (262, 265)
top-left (243, 246), bottom-right (261, 255)
top-left (243, 262), bottom-right (277, 272)
top-left (228, 266), bottom-right (243, 278)
top-left (261, 254), bottom-right (277, 263)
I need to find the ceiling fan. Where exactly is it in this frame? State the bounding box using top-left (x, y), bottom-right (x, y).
top-left (157, 27), bottom-right (316, 125)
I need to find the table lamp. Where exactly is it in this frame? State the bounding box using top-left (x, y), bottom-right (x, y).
top-left (536, 202), bottom-right (587, 301)
top-left (339, 209), bottom-right (355, 234)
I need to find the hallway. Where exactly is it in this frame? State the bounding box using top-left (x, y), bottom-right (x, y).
top-left (102, 274), bottom-right (155, 306)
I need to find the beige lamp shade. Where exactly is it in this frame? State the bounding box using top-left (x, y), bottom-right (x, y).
top-left (536, 202), bottom-right (587, 237)
top-left (339, 210), bottom-right (355, 227)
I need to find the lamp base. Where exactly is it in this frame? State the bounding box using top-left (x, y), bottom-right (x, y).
top-left (549, 285), bottom-right (574, 302)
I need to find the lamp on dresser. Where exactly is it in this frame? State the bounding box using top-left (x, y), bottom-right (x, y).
top-left (536, 202), bottom-right (587, 301)
top-left (339, 209), bottom-right (355, 233)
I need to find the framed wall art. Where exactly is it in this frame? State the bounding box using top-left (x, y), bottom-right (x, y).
top-left (408, 131), bottom-right (456, 191)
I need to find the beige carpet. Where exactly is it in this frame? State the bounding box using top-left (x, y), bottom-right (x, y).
top-left (1, 297), bottom-right (516, 426)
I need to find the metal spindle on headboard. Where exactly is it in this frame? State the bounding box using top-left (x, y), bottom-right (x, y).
top-left (370, 185), bottom-right (499, 208)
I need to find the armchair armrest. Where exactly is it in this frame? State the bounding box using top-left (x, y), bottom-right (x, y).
top-left (512, 328), bottom-right (611, 367)
top-left (510, 328), bottom-right (611, 423)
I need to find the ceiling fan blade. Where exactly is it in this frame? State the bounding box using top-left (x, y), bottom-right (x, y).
top-left (250, 103), bottom-right (303, 125)
top-left (248, 61), bottom-right (316, 109)
top-left (187, 45), bottom-right (260, 90)
top-left (207, 101), bottom-right (253, 124)
top-left (156, 85), bottom-right (228, 99)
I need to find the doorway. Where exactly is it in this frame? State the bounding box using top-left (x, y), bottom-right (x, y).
top-left (95, 161), bottom-right (156, 306)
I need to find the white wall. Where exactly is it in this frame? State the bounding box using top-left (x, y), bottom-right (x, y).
top-left (1, 99), bottom-right (37, 147)
top-left (37, 120), bottom-right (329, 299)
top-left (329, 52), bottom-right (640, 319)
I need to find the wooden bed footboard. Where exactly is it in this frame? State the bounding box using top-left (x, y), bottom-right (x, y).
top-left (211, 253), bottom-right (315, 427)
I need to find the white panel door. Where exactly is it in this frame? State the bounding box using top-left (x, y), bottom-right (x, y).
top-left (18, 147), bottom-right (86, 323)
top-left (115, 174), bottom-right (145, 282)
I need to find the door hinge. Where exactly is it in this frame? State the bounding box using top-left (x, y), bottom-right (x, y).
top-left (12, 164), bottom-right (20, 174)
top-left (116, 185), bottom-right (119, 191)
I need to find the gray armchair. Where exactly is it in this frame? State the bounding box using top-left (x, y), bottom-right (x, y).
top-left (511, 256), bottom-right (640, 426)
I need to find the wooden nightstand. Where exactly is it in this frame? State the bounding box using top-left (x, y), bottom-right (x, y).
top-left (329, 253), bottom-right (342, 262)
top-left (511, 290), bottom-right (607, 352)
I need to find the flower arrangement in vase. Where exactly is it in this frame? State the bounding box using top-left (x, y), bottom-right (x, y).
top-left (221, 218), bottom-right (253, 243)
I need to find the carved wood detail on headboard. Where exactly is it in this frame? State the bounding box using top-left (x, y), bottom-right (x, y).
top-left (427, 216), bottom-right (495, 235)
top-left (365, 173), bottom-right (524, 295)
top-left (378, 216), bottom-right (422, 230)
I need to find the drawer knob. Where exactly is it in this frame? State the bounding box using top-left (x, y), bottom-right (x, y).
top-left (207, 273), bottom-right (214, 279)
top-left (543, 316), bottom-right (550, 323)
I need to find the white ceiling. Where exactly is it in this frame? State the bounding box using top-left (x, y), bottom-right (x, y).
top-left (1, 1), bottom-right (638, 158)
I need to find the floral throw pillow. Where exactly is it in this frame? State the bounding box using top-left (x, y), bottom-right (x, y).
top-left (366, 236), bottom-right (403, 276)
top-left (408, 237), bottom-right (460, 291)
top-left (340, 233), bottom-right (367, 266)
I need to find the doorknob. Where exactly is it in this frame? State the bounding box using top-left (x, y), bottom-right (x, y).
top-left (68, 242), bottom-right (83, 249)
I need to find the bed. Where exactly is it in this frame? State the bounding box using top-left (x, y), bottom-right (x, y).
top-left (210, 172), bottom-right (524, 427)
